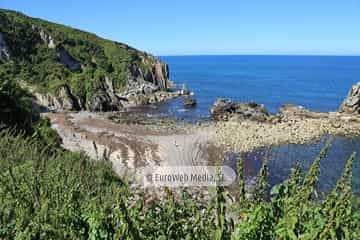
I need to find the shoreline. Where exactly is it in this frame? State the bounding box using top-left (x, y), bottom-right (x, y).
top-left (211, 115), bottom-right (360, 153)
top-left (41, 81), bottom-right (360, 184)
top-left (45, 104), bottom-right (360, 167)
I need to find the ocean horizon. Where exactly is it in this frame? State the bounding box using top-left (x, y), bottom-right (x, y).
top-left (158, 55), bottom-right (360, 117)
top-left (160, 54), bottom-right (360, 57)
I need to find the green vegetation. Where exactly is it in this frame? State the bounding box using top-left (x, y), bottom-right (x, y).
top-left (1, 76), bottom-right (360, 239)
top-left (1, 129), bottom-right (359, 239)
top-left (0, 8), bottom-right (158, 107)
top-left (0, 68), bottom-right (35, 132)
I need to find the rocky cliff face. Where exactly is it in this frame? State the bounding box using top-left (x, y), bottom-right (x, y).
top-left (44, 46), bottom-right (173, 112)
top-left (33, 32), bottom-right (171, 111)
top-left (34, 85), bottom-right (81, 112)
top-left (339, 82), bottom-right (360, 114)
top-left (34, 59), bottom-right (173, 112)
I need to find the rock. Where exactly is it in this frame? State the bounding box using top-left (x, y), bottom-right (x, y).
top-left (33, 93), bottom-right (56, 112)
top-left (143, 84), bottom-right (158, 95)
top-left (57, 47), bottom-right (81, 71)
top-left (55, 85), bottom-right (81, 111)
top-left (279, 104), bottom-right (328, 120)
top-left (210, 98), bottom-right (270, 122)
top-left (269, 115), bottom-right (281, 124)
top-left (86, 79), bottom-right (124, 111)
top-left (180, 89), bottom-right (191, 95)
top-left (33, 84), bottom-right (81, 111)
top-left (87, 91), bottom-right (110, 111)
top-left (183, 97), bottom-right (196, 107)
top-left (153, 60), bottom-right (169, 90)
top-left (0, 33), bottom-right (10, 62)
top-left (39, 29), bottom-right (55, 48)
top-left (233, 102), bottom-right (270, 122)
top-left (31, 25), bottom-right (56, 49)
top-left (127, 58), bottom-right (169, 93)
top-left (210, 98), bottom-right (237, 120)
top-left (339, 82), bottom-right (360, 114)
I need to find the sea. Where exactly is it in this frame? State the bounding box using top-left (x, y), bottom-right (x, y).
top-left (150, 55), bottom-right (360, 194)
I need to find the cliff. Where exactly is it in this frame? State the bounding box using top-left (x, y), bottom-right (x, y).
top-left (0, 9), bottom-right (172, 111)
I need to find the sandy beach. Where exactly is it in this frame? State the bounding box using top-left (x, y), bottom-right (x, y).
top-left (45, 109), bottom-right (360, 178)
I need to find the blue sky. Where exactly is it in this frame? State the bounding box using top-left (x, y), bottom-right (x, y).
top-left (1, 0), bottom-right (360, 56)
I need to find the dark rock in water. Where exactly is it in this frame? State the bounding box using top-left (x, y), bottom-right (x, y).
top-left (210, 98), bottom-right (237, 120)
top-left (339, 82), bottom-right (360, 114)
top-left (180, 89), bottom-right (191, 95)
top-left (183, 97), bottom-right (197, 107)
top-left (210, 98), bottom-right (270, 122)
top-left (233, 102), bottom-right (270, 122)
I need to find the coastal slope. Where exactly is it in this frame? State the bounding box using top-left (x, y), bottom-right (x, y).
top-left (0, 9), bottom-right (173, 112)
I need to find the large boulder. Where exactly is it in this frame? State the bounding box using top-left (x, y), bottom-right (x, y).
top-left (210, 98), bottom-right (270, 122)
top-left (339, 82), bottom-right (360, 114)
top-left (233, 102), bottom-right (270, 122)
top-left (210, 98), bottom-right (237, 120)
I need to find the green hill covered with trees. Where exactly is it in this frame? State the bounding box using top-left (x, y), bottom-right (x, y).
top-left (0, 9), bottom-right (170, 112)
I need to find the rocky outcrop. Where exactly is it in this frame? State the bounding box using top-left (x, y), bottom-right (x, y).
top-left (184, 97), bottom-right (197, 107)
top-left (31, 25), bottom-right (56, 48)
top-left (34, 85), bottom-right (81, 111)
top-left (55, 85), bottom-right (81, 110)
top-left (210, 99), bottom-right (236, 119)
top-left (86, 90), bottom-right (117, 112)
top-left (34, 61), bottom-right (178, 112)
top-left (278, 104), bottom-right (330, 120)
top-left (125, 59), bottom-right (169, 93)
top-left (86, 76), bottom-right (124, 111)
top-left (112, 59), bottom-right (181, 108)
top-left (57, 47), bottom-right (81, 71)
top-left (0, 33), bottom-right (10, 62)
top-left (153, 60), bottom-right (169, 90)
top-left (210, 98), bottom-right (270, 122)
top-left (1, 12), bottom-right (175, 112)
top-left (40, 30), bottom-right (56, 48)
top-left (138, 55), bottom-right (169, 91)
top-left (339, 82), bottom-right (360, 114)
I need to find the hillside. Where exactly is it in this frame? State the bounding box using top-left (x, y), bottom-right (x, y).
top-left (0, 9), bottom-right (171, 111)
